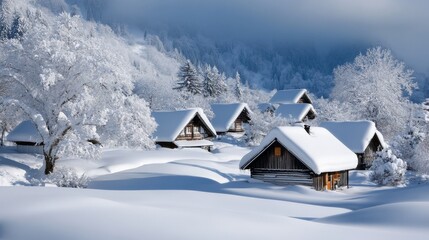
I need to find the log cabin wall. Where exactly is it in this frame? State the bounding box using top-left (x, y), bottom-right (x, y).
top-left (362, 134), bottom-right (383, 169)
top-left (247, 140), bottom-right (315, 187)
top-left (299, 94), bottom-right (312, 104)
top-left (246, 140), bottom-right (349, 191)
top-left (247, 141), bottom-right (308, 170)
top-left (176, 115), bottom-right (214, 141)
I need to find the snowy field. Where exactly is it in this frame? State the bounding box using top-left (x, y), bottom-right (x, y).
top-left (1, 142), bottom-right (429, 240)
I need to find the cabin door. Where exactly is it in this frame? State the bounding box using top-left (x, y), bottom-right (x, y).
top-left (324, 173), bottom-right (332, 190)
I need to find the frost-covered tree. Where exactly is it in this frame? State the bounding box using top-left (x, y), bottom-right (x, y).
top-left (412, 130), bottom-right (429, 175)
top-left (0, 12), bottom-right (155, 174)
top-left (234, 72), bottom-right (243, 100)
top-left (245, 111), bottom-right (291, 146)
top-left (174, 60), bottom-right (203, 96)
top-left (369, 149), bottom-right (407, 186)
top-left (312, 98), bottom-right (355, 124)
top-left (331, 47), bottom-right (415, 139)
top-left (202, 65), bottom-right (227, 98)
top-left (8, 13), bottom-right (24, 39)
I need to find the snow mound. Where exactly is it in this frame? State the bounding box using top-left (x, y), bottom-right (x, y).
top-left (317, 202), bottom-right (429, 228)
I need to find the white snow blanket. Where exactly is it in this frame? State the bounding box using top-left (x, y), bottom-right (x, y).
top-left (269, 89), bottom-right (311, 104)
top-left (240, 126), bottom-right (358, 174)
top-left (320, 121), bottom-right (386, 153)
top-left (211, 103), bottom-right (251, 132)
top-left (152, 108), bottom-right (217, 142)
top-left (174, 140), bottom-right (214, 147)
top-left (7, 120), bottom-right (43, 144)
top-left (275, 103), bottom-right (315, 122)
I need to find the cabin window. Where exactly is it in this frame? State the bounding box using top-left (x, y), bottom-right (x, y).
top-left (185, 126), bottom-right (193, 135)
top-left (193, 126), bottom-right (200, 133)
top-left (179, 130), bottom-right (185, 136)
top-left (274, 147), bottom-right (281, 156)
top-left (235, 121), bottom-right (242, 130)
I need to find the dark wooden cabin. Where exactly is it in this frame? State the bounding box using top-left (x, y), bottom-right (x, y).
top-left (240, 126), bottom-right (358, 191)
top-left (211, 103), bottom-right (251, 135)
top-left (152, 108), bottom-right (217, 150)
top-left (356, 133), bottom-right (383, 170)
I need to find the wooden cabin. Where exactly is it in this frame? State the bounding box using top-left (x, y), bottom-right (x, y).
top-left (269, 89), bottom-right (312, 105)
top-left (7, 120), bottom-right (43, 154)
top-left (274, 103), bottom-right (316, 123)
top-left (240, 126), bottom-right (358, 191)
top-left (211, 103), bottom-right (251, 135)
top-left (320, 121), bottom-right (386, 170)
top-left (152, 108), bottom-right (217, 151)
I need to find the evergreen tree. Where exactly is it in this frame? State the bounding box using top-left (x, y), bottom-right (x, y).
top-left (234, 72), bottom-right (243, 100)
top-left (203, 65), bottom-right (227, 98)
top-left (174, 60), bottom-right (203, 96)
top-left (8, 14), bottom-right (24, 40)
top-left (0, 15), bottom-right (9, 40)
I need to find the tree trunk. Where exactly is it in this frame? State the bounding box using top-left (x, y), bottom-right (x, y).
top-left (0, 126), bottom-right (6, 146)
top-left (44, 153), bottom-right (55, 175)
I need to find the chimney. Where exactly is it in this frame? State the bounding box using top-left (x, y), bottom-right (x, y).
top-left (304, 125), bottom-right (311, 134)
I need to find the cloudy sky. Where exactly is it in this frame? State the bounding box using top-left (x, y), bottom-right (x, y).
top-left (101, 0), bottom-right (429, 73)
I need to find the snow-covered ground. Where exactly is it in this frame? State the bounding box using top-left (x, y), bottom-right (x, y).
top-left (1, 142), bottom-right (429, 239)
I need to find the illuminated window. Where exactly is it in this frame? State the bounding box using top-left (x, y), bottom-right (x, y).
top-left (274, 147), bottom-right (281, 156)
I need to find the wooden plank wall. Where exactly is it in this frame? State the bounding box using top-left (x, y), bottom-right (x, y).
top-left (247, 141), bottom-right (308, 170)
top-left (251, 169), bottom-right (313, 186)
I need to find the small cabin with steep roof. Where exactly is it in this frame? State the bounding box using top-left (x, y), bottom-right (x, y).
top-left (7, 120), bottom-right (43, 154)
top-left (240, 126), bottom-right (357, 191)
top-left (152, 108), bottom-right (217, 150)
top-left (269, 89), bottom-right (312, 105)
top-left (274, 103), bottom-right (316, 123)
top-left (320, 121), bottom-right (386, 170)
top-left (211, 103), bottom-right (251, 135)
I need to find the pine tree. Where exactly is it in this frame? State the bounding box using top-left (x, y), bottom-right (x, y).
top-left (8, 14), bottom-right (24, 40)
top-left (174, 60), bottom-right (203, 96)
top-left (203, 65), bottom-right (227, 98)
top-left (234, 72), bottom-right (243, 100)
top-left (0, 15), bottom-right (9, 40)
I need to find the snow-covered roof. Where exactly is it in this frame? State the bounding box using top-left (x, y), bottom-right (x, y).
top-left (174, 140), bottom-right (214, 147)
top-left (239, 126), bottom-right (358, 174)
top-left (274, 103), bottom-right (316, 122)
top-left (269, 89), bottom-right (311, 104)
top-left (320, 121), bottom-right (387, 154)
top-left (152, 108), bottom-right (217, 142)
top-left (211, 103), bottom-right (251, 132)
top-left (7, 120), bottom-right (43, 144)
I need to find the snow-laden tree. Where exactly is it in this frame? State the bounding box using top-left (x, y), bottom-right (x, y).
top-left (202, 65), bottom-right (227, 98)
top-left (245, 111), bottom-right (291, 146)
top-left (174, 60), bottom-right (203, 97)
top-left (0, 12), bottom-right (156, 174)
top-left (412, 130), bottom-right (429, 175)
top-left (312, 98), bottom-right (355, 124)
top-left (331, 47), bottom-right (415, 139)
top-left (234, 72), bottom-right (243, 101)
top-left (369, 148), bottom-right (407, 186)
top-left (390, 103), bottom-right (427, 164)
